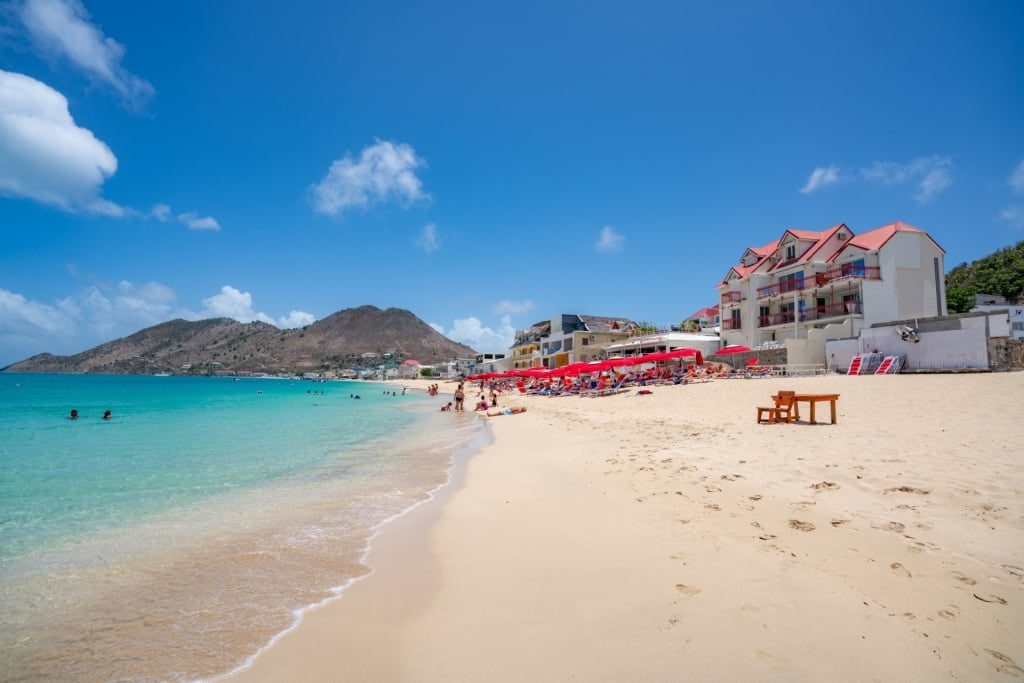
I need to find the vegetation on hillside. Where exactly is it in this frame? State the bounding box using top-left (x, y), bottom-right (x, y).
top-left (945, 240), bottom-right (1024, 313)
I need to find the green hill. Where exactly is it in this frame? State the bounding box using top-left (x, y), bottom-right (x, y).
top-left (946, 240), bottom-right (1024, 313)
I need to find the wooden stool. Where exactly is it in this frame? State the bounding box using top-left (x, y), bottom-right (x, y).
top-left (756, 406), bottom-right (776, 424)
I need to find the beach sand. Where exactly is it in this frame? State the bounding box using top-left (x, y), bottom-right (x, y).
top-left (226, 373), bottom-right (1024, 682)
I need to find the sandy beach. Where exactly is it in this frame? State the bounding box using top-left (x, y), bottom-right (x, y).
top-left (226, 373), bottom-right (1024, 682)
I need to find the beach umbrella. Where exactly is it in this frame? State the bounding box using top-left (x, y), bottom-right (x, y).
top-left (717, 345), bottom-right (752, 355)
top-left (668, 348), bottom-right (704, 365)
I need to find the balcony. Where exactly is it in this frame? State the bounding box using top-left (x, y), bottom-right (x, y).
top-left (721, 291), bottom-right (742, 304)
top-left (800, 301), bottom-right (863, 322)
top-left (757, 301), bottom-right (862, 327)
top-left (721, 317), bottom-right (742, 330)
top-left (756, 266), bottom-right (881, 298)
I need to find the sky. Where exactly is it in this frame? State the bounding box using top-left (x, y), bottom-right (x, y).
top-left (1, 0), bottom-right (1023, 367)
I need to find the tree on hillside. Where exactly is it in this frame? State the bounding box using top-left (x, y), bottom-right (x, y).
top-left (945, 240), bottom-right (1024, 313)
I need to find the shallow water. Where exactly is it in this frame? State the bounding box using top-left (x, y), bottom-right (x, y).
top-left (0, 374), bottom-right (483, 682)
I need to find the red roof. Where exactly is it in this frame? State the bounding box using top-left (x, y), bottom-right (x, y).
top-left (687, 306), bottom-right (719, 321)
top-left (831, 221), bottom-right (943, 261)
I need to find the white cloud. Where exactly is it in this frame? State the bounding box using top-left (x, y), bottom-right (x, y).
top-left (999, 206), bottom-right (1024, 229)
top-left (278, 310), bottom-right (316, 329)
top-left (150, 203), bottom-right (172, 221)
top-left (1009, 160), bottom-right (1024, 194)
top-left (178, 211), bottom-right (220, 231)
top-left (200, 285), bottom-right (315, 328)
top-left (861, 155), bottom-right (953, 203)
top-left (201, 286), bottom-right (273, 324)
top-left (19, 0), bottom-right (154, 109)
top-left (417, 222), bottom-right (440, 252)
top-left (800, 165), bottom-right (840, 194)
top-left (595, 225), bottom-right (624, 252)
top-left (0, 69), bottom-right (123, 212)
top-left (493, 299), bottom-right (535, 316)
top-left (311, 139), bottom-right (428, 217)
top-left (433, 315), bottom-right (516, 353)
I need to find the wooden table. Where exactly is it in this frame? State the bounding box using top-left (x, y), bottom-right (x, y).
top-left (791, 393), bottom-right (840, 424)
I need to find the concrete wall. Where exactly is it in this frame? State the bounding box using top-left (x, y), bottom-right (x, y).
top-left (854, 311), bottom-right (1009, 371)
top-left (989, 338), bottom-right (1024, 371)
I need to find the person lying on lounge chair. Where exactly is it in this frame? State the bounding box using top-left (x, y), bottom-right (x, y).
top-left (486, 406), bottom-right (527, 416)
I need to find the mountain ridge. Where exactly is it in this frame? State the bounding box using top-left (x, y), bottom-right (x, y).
top-left (2, 305), bottom-right (477, 374)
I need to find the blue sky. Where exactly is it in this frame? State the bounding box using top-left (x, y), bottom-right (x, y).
top-left (2, 0), bottom-right (1023, 367)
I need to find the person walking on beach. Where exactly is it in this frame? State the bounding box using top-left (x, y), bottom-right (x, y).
top-left (454, 383), bottom-right (465, 412)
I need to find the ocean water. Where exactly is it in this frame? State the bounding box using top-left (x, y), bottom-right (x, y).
top-left (0, 373), bottom-right (485, 682)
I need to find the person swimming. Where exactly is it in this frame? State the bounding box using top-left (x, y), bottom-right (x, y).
top-left (102, 410), bottom-right (112, 420)
top-left (69, 409), bottom-right (79, 420)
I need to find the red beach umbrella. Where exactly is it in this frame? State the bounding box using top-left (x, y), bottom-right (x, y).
top-left (717, 345), bottom-right (752, 355)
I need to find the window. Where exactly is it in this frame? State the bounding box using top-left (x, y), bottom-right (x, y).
top-left (785, 244), bottom-right (797, 260)
top-left (581, 337), bottom-right (589, 346)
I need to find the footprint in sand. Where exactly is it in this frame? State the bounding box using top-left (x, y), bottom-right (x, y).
top-left (938, 605), bottom-right (959, 620)
top-left (973, 593), bottom-right (1008, 605)
top-left (831, 519), bottom-right (851, 527)
top-left (810, 481), bottom-right (839, 491)
top-left (884, 486), bottom-right (930, 495)
top-left (675, 584), bottom-right (702, 596)
top-left (986, 650), bottom-right (1024, 676)
top-left (951, 571), bottom-right (977, 586)
top-left (1002, 564), bottom-right (1024, 581)
top-left (788, 520), bottom-right (815, 532)
top-left (890, 562), bottom-right (912, 577)
top-left (749, 494), bottom-right (763, 501)
top-left (704, 503), bottom-right (721, 511)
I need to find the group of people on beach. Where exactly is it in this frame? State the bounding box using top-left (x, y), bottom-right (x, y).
top-left (436, 381), bottom-right (525, 417)
top-left (69, 409), bottom-right (112, 420)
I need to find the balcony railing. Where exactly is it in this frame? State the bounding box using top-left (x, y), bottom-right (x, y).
top-left (721, 317), bottom-right (742, 330)
top-left (721, 291), bottom-right (741, 304)
top-left (757, 301), bottom-right (863, 327)
top-left (756, 266), bottom-right (881, 298)
top-left (800, 301), bottom-right (863, 321)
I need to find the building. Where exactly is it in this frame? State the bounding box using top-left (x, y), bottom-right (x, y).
top-left (684, 305), bottom-right (720, 333)
top-left (717, 221), bottom-right (946, 357)
top-left (971, 294), bottom-right (1024, 341)
top-left (508, 314), bottom-right (638, 369)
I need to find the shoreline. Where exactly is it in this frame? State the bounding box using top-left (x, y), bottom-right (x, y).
top-left (226, 374), bottom-right (1024, 682)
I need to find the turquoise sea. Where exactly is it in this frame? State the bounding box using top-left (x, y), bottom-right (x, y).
top-left (0, 373), bottom-right (485, 682)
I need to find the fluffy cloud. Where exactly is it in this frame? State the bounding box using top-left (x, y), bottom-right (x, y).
top-left (861, 156), bottom-right (953, 203)
top-left (178, 211), bottom-right (221, 231)
top-left (19, 0), bottom-right (154, 109)
top-left (417, 222), bottom-right (440, 252)
top-left (200, 285), bottom-right (314, 328)
top-left (311, 139), bottom-right (428, 216)
top-left (433, 315), bottom-right (516, 354)
top-left (1009, 160), bottom-right (1024, 194)
top-left (0, 69), bottom-right (122, 212)
top-left (595, 225), bottom-right (625, 252)
top-left (800, 165), bottom-right (840, 194)
top-left (150, 203), bottom-right (172, 221)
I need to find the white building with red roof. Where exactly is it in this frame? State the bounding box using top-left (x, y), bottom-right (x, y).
top-left (717, 221), bottom-right (946, 360)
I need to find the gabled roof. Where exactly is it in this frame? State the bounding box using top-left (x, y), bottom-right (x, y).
top-left (831, 221), bottom-right (944, 261)
top-left (770, 223), bottom-right (849, 272)
top-left (722, 240), bottom-right (779, 284)
top-left (686, 306), bottom-right (719, 321)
